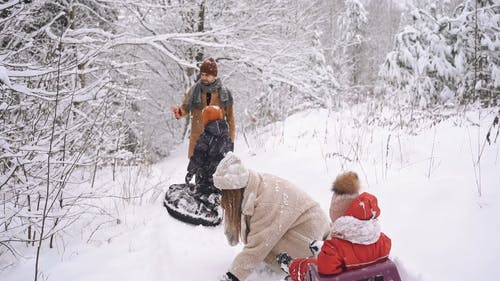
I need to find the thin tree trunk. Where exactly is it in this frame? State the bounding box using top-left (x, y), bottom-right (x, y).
top-left (34, 37), bottom-right (63, 281)
top-left (69, 2), bottom-right (86, 88)
top-left (27, 194), bottom-right (31, 245)
top-left (473, 0), bottom-right (478, 103)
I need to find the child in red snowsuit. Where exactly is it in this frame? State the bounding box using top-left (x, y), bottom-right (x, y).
top-left (278, 172), bottom-right (392, 281)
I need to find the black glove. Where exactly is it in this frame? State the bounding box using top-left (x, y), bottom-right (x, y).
top-left (276, 252), bottom-right (292, 274)
top-left (185, 172), bottom-right (193, 185)
top-left (309, 239), bottom-right (323, 256)
top-left (220, 272), bottom-right (239, 281)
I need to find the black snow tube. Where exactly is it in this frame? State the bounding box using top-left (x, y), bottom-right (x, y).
top-left (163, 183), bottom-right (223, 226)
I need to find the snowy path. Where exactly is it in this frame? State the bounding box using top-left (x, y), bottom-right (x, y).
top-left (2, 109), bottom-right (499, 281)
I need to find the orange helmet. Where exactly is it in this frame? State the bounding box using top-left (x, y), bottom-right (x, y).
top-left (202, 105), bottom-right (224, 126)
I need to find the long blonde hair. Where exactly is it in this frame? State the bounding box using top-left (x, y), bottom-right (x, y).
top-left (221, 188), bottom-right (245, 245)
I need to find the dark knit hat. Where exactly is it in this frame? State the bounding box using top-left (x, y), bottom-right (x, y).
top-left (200, 58), bottom-right (218, 77)
top-left (332, 171), bottom-right (360, 194)
top-left (202, 105), bottom-right (224, 126)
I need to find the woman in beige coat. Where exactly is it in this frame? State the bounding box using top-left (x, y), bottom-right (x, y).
top-left (213, 152), bottom-right (330, 281)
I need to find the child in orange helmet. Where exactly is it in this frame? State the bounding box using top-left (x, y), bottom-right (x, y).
top-left (185, 105), bottom-right (234, 202)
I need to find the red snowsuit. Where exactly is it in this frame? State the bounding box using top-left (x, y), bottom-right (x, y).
top-left (289, 192), bottom-right (391, 281)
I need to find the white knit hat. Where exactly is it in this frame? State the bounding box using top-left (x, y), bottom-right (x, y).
top-left (213, 152), bottom-right (249, 190)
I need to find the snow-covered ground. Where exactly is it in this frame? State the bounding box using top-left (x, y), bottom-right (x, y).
top-left (2, 107), bottom-right (499, 281)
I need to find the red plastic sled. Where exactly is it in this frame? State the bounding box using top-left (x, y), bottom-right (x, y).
top-left (305, 259), bottom-right (401, 281)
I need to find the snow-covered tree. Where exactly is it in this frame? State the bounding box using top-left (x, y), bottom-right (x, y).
top-left (333, 0), bottom-right (368, 95)
top-left (378, 9), bottom-right (454, 107)
top-left (319, 0), bottom-right (404, 103)
top-left (378, 0), bottom-right (499, 108)
top-left (363, 0), bottom-right (402, 87)
top-left (410, 0), bottom-right (464, 18)
top-left (0, 1), bottom-right (140, 274)
top-left (1, 1), bottom-right (342, 267)
top-left (452, 0), bottom-right (499, 106)
top-left (120, 0), bottom-right (339, 132)
top-left (309, 29), bottom-right (339, 108)
top-left (252, 26), bottom-right (338, 126)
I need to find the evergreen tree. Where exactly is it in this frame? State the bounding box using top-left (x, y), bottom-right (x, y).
top-left (363, 0), bottom-right (402, 89)
top-left (334, 0), bottom-right (368, 96)
top-left (453, 0), bottom-right (499, 106)
top-left (378, 0), bottom-right (499, 108)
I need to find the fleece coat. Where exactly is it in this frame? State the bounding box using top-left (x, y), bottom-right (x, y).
top-left (229, 170), bottom-right (330, 281)
top-left (179, 85), bottom-right (235, 158)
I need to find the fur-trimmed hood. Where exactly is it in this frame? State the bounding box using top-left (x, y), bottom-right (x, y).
top-left (331, 192), bottom-right (382, 244)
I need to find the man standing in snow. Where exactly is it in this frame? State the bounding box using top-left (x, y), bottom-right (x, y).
top-left (172, 58), bottom-right (236, 158)
top-left (213, 152), bottom-right (330, 281)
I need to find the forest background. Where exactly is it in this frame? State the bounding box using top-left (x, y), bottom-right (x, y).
top-left (0, 0), bottom-right (498, 280)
